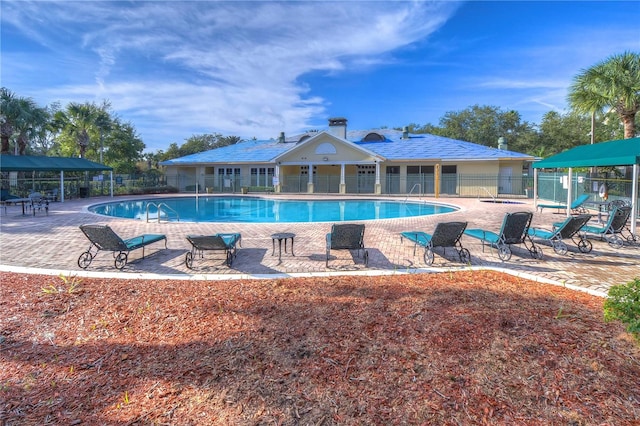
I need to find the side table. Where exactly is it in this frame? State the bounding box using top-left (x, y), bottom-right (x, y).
top-left (271, 232), bottom-right (295, 263)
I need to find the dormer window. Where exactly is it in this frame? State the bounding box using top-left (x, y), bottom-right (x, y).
top-left (362, 132), bottom-right (385, 142)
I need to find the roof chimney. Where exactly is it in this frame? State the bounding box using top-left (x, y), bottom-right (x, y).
top-left (402, 126), bottom-right (409, 139)
top-left (498, 136), bottom-right (507, 150)
top-left (328, 117), bottom-right (347, 139)
top-left (278, 131), bottom-right (285, 143)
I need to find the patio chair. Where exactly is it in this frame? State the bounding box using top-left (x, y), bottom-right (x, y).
top-left (78, 224), bottom-right (167, 270)
top-left (45, 188), bottom-right (59, 202)
top-left (578, 206), bottom-right (635, 248)
top-left (537, 193), bottom-right (590, 214)
top-left (185, 233), bottom-right (242, 268)
top-left (528, 214), bottom-right (593, 255)
top-left (464, 211), bottom-right (541, 261)
top-left (28, 191), bottom-right (49, 215)
top-left (326, 223), bottom-right (368, 267)
top-left (400, 221), bottom-right (470, 265)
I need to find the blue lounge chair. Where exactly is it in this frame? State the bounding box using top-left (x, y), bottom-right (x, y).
top-left (537, 193), bottom-right (590, 214)
top-left (326, 223), bottom-right (368, 267)
top-left (528, 214), bottom-right (592, 255)
top-left (185, 233), bottom-right (242, 268)
top-left (400, 221), bottom-right (470, 265)
top-left (464, 211), bottom-right (541, 261)
top-left (578, 206), bottom-right (634, 249)
top-left (78, 224), bottom-right (167, 269)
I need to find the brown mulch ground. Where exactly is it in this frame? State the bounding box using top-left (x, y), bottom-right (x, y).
top-left (1, 270), bottom-right (639, 425)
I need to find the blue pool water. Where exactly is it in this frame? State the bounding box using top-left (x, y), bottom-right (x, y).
top-left (89, 197), bottom-right (457, 223)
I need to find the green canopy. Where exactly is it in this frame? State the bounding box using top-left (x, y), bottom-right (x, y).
top-left (533, 137), bottom-right (640, 169)
top-left (0, 155), bottom-right (112, 172)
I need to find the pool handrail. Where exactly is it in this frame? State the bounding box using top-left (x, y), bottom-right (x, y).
top-left (146, 202), bottom-right (180, 223)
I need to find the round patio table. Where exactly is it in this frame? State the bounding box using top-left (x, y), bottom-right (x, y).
top-left (271, 232), bottom-right (295, 263)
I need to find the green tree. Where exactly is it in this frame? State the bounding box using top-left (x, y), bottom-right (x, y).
top-left (0, 88), bottom-right (18, 154)
top-left (102, 119), bottom-right (146, 173)
top-left (537, 111), bottom-right (591, 156)
top-left (0, 88), bottom-right (51, 155)
top-left (13, 97), bottom-right (50, 155)
top-left (156, 133), bottom-right (241, 161)
top-left (53, 101), bottom-right (108, 158)
top-left (409, 105), bottom-right (537, 154)
top-left (568, 51), bottom-right (640, 139)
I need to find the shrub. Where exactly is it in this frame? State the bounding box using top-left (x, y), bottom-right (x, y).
top-left (603, 278), bottom-right (640, 340)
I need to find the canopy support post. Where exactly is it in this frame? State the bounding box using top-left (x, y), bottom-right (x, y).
top-left (533, 168), bottom-right (538, 209)
top-left (566, 168), bottom-right (573, 217)
top-left (632, 163), bottom-right (638, 236)
top-left (60, 171), bottom-right (65, 203)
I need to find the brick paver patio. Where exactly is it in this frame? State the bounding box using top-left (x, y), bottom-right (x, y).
top-left (1, 194), bottom-right (638, 297)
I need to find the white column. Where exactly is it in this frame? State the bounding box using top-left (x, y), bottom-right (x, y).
top-left (110, 171), bottom-right (114, 197)
top-left (60, 171), bottom-right (65, 203)
top-left (340, 164), bottom-right (345, 185)
top-left (533, 168), bottom-right (538, 208)
top-left (631, 163), bottom-right (638, 236)
top-left (307, 163), bottom-right (314, 193)
top-left (566, 168), bottom-right (573, 217)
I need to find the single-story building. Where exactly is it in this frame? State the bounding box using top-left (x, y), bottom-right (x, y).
top-left (160, 118), bottom-right (535, 196)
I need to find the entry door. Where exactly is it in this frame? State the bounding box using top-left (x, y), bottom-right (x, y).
top-left (499, 167), bottom-right (512, 194)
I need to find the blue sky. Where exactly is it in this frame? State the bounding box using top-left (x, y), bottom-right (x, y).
top-left (2, 1), bottom-right (639, 153)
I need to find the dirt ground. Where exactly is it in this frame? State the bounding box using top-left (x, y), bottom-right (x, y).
top-left (1, 270), bottom-right (639, 425)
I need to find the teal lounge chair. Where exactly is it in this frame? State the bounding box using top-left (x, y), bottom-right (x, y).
top-left (78, 224), bottom-right (167, 270)
top-left (528, 214), bottom-right (592, 255)
top-left (185, 233), bottom-right (242, 268)
top-left (578, 206), bottom-right (634, 249)
top-left (464, 211), bottom-right (541, 261)
top-left (400, 221), bottom-right (470, 265)
top-left (537, 193), bottom-right (590, 214)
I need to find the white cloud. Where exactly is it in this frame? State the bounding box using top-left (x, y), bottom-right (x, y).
top-left (2, 0), bottom-right (461, 150)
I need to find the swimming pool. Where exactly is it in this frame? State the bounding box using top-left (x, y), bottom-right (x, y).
top-left (89, 197), bottom-right (457, 223)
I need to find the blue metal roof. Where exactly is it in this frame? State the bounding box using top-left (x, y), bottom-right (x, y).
top-left (161, 129), bottom-right (533, 166)
top-left (350, 129), bottom-right (533, 161)
top-left (160, 139), bottom-right (292, 165)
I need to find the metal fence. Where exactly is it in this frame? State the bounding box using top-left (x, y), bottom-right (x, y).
top-left (3, 171), bottom-right (636, 213)
top-left (537, 171), bottom-right (638, 211)
top-left (163, 172), bottom-right (534, 197)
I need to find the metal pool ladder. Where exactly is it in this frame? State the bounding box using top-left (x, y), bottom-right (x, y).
top-left (404, 183), bottom-right (422, 203)
top-left (146, 202), bottom-right (180, 222)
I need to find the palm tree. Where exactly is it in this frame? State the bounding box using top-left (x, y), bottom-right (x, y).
top-left (54, 102), bottom-right (106, 158)
top-left (568, 51), bottom-right (640, 139)
top-left (0, 88), bottom-right (50, 155)
top-left (1, 88), bottom-right (19, 154)
top-left (14, 97), bottom-right (50, 155)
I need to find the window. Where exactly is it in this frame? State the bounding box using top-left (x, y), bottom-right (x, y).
top-left (363, 132), bottom-right (385, 142)
top-left (407, 165), bottom-right (434, 174)
top-left (250, 167), bottom-right (274, 186)
top-left (359, 165), bottom-right (377, 175)
top-left (300, 165), bottom-right (316, 175)
top-left (315, 142), bottom-right (337, 154)
top-left (442, 165), bottom-right (457, 174)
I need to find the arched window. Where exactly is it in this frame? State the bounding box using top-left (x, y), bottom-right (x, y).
top-left (362, 132), bottom-right (385, 142)
top-left (315, 142), bottom-right (337, 155)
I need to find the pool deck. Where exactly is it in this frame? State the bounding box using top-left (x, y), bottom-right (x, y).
top-left (1, 194), bottom-right (638, 297)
